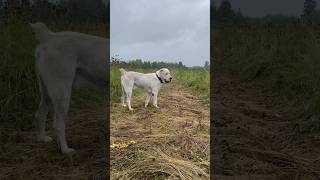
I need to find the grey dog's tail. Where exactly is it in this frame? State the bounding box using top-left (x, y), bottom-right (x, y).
top-left (120, 68), bottom-right (126, 76)
top-left (29, 22), bottom-right (52, 43)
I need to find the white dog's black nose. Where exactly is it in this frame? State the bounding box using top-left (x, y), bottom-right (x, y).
top-left (170, 77), bottom-right (172, 81)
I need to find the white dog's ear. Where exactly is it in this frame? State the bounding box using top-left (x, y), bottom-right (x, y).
top-left (160, 69), bottom-right (164, 72)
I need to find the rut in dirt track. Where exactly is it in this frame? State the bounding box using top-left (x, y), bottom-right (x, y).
top-left (212, 71), bottom-right (320, 180)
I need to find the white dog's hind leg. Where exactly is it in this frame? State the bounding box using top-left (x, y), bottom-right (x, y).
top-left (35, 80), bottom-right (52, 143)
top-left (40, 52), bottom-right (76, 154)
top-left (123, 82), bottom-right (134, 110)
top-left (53, 98), bottom-right (75, 154)
top-left (121, 86), bottom-right (127, 107)
top-left (50, 79), bottom-right (74, 154)
top-left (126, 90), bottom-right (133, 111)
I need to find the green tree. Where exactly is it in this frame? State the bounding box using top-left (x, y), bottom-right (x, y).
top-left (210, 0), bottom-right (217, 23)
top-left (216, 0), bottom-right (235, 23)
top-left (178, 61), bottom-right (183, 68)
top-left (60, 0), bottom-right (107, 24)
top-left (204, 61), bottom-right (210, 69)
top-left (302, 0), bottom-right (317, 25)
top-left (235, 8), bottom-right (245, 24)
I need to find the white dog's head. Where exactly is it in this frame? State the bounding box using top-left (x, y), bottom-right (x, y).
top-left (156, 68), bottom-right (172, 83)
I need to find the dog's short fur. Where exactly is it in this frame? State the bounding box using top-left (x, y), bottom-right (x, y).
top-left (120, 68), bottom-right (172, 110)
top-left (30, 22), bottom-right (108, 154)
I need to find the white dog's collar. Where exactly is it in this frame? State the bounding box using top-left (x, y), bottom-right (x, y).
top-left (156, 73), bottom-right (164, 83)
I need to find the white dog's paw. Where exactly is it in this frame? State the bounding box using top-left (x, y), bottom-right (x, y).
top-left (61, 148), bottom-right (76, 155)
top-left (129, 107), bottom-right (134, 111)
top-left (37, 136), bottom-right (53, 143)
top-left (154, 105), bottom-right (160, 109)
top-left (122, 104), bottom-right (127, 107)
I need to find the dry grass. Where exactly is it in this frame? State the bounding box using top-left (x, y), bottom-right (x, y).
top-left (110, 81), bottom-right (210, 179)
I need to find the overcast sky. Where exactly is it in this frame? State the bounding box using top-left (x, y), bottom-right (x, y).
top-left (214, 0), bottom-right (319, 17)
top-left (111, 0), bottom-right (210, 67)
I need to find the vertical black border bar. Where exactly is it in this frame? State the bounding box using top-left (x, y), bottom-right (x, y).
top-left (210, 1), bottom-right (214, 179)
top-left (105, 2), bottom-right (110, 179)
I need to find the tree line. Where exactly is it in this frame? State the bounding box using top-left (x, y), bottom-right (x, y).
top-left (212, 0), bottom-right (319, 27)
top-left (0, 0), bottom-right (109, 25)
top-left (111, 55), bottom-right (186, 69)
top-left (111, 55), bottom-right (210, 69)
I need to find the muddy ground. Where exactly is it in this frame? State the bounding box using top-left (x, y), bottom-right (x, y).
top-left (212, 70), bottom-right (320, 180)
top-left (0, 108), bottom-right (107, 179)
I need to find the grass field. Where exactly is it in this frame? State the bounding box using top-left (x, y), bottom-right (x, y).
top-left (214, 25), bottom-right (320, 131)
top-left (110, 67), bottom-right (210, 179)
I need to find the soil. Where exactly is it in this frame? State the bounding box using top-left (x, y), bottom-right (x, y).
top-left (212, 70), bottom-right (320, 180)
top-left (0, 108), bottom-right (107, 179)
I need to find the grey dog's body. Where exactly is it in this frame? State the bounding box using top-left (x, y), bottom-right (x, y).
top-left (31, 22), bottom-right (108, 154)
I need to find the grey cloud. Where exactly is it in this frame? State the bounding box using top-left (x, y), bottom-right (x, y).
top-left (111, 0), bottom-right (210, 67)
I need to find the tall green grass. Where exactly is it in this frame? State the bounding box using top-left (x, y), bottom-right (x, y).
top-left (215, 26), bottom-right (320, 130)
top-left (0, 20), bottom-right (37, 128)
top-left (175, 69), bottom-right (210, 101)
top-left (110, 66), bottom-right (122, 102)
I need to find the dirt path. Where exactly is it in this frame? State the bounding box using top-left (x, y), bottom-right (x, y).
top-left (212, 71), bottom-right (320, 180)
top-left (110, 81), bottom-right (210, 179)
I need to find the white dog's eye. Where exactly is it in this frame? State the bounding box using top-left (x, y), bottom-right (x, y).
top-left (165, 73), bottom-right (168, 75)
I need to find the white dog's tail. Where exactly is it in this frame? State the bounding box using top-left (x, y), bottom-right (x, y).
top-left (120, 68), bottom-right (126, 75)
top-left (29, 22), bottom-right (52, 43)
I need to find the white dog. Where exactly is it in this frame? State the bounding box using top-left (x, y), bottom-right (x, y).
top-left (120, 68), bottom-right (172, 110)
top-left (30, 22), bottom-right (108, 154)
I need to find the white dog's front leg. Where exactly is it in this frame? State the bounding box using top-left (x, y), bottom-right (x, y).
top-left (152, 92), bottom-right (159, 108)
top-left (145, 94), bottom-right (151, 107)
